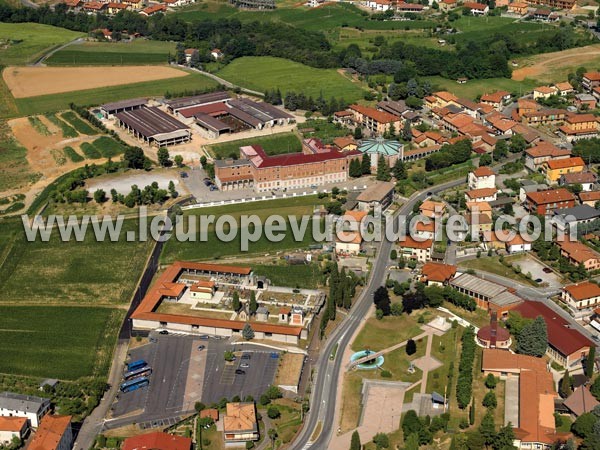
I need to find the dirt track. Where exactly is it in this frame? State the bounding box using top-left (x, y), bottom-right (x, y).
top-left (512, 45), bottom-right (600, 81)
top-left (3, 65), bottom-right (188, 98)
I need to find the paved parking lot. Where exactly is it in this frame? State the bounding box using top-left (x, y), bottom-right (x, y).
top-left (509, 253), bottom-right (562, 289)
top-left (201, 340), bottom-right (280, 404)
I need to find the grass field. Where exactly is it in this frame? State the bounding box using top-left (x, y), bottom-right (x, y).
top-left (459, 255), bottom-right (538, 287)
top-left (10, 71), bottom-right (217, 117)
top-left (0, 123), bottom-right (37, 193)
top-left (252, 263), bottom-right (323, 289)
top-left (0, 23), bottom-right (83, 65)
top-left (63, 146), bottom-right (84, 163)
top-left (60, 111), bottom-right (98, 135)
top-left (216, 56), bottom-right (365, 102)
top-left (208, 132), bottom-right (302, 159)
top-left (161, 196), bottom-right (326, 263)
top-left (0, 305), bottom-right (123, 379)
top-left (351, 314), bottom-right (423, 352)
top-left (45, 113), bottom-right (78, 138)
top-left (80, 142), bottom-right (102, 159)
top-left (0, 218), bottom-right (154, 305)
top-left (451, 16), bottom-right (558, 45)
top-left (424, 76), bottom-right (537, 100)
top-left (46, 40), bottom-right (176, 66)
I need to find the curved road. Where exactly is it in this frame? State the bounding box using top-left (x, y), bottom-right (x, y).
top-left (289, 177), bottom-right (464, 450)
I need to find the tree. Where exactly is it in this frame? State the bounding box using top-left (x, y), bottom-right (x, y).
top-left (482, 391), bottom-right (497, 409)
top-left (194, 402), bottom-right (206, 412)
top-left (124, 146), bottom-right (147, 169)
top-left (372, 432), bottom-right (389, 449)
top-left (586, 345), bottom-right (595, 378)
top-left (354, 127), bottom-right (363, 139)
top-left (469, 402), bottom-right (475, 425)
top-left (268, 428), bottom-right (278, 449)
top-left (485, 373), bottom-right (497, 389)
top-left (392, 158), bottom-right (406, 179)
top-left (373, 286), bottom-right (391, 316)
top-left (249, 291), bottom-right (258, 314)
top-left (406, 339), bottom-right (417, 356)
top-left (516, 316), bottom-right (548, 357)
top-left (232, 291), bottom-right (241, 311)
top-left (572, 412), bottom-right (597, 438)
top-left (390, 249), bottom-right (397, 260)
top-left (242, 323), bottom-right (254, 340)
top-left (361, 154), bottom-right (371, 175)
top-left (349, 158), bottom-right (362, 177)
top-left (376, 155), bottom-right (391, 181)
top-left (493, 424), bottom-right (516, 450)
top-left (350, 430), bottom-right (361, 450)
top-left (94, 189), bottom-right (106, 203)
top-left (157, 147), bottom-right (171, 167)
top-left (174, 155), bottom-right (184, 167)
top-left (560, 369), bottom-right (573, 398)
top-left (509, 133), bottom-right (527, 153)
top-left (592, 376), bottom-right (600, 401)
top-left (168, 180), bottom-right (178, 199)
top-left (478, 411), bottom-right (497, 447)
top-left (479, 153), bottom-right (492, 166)
top-left (402, 410), bottom-right (422, 437)
top-left (493, 139), bottom-right (508, 160)
top-left (402, 119), bottom-right (412, 141)
top-left (267, 406), bottom-right (281, 419)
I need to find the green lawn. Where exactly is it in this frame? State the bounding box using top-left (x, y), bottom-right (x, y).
top-left (0, 218), bottom-right (154, 305)
top-left (11, 71), bottom-right (217, 117)
top-left (351, 314), bottom-right (423, 352)
top-left (459, 255), bottom-right (538, 287)
top-left (424, 76), bottom-right (537, 100)
top-left (0, 22), bottom-right (83, 65)
top-left (252, 263), bottom-right (323, 289)
top-left (161, 196), bottom-right (326, 263)
top-left (216, 56), bottom-right (365, 102)
top-left (46, 39), bottom-right (176, 66)
top-left (0, 305), bottom-right (123, 379)
top-left (208, 132), bottom-right (302, 159)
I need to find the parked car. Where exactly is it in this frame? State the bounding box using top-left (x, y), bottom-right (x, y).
top-left (543, 268), bottom-right (552, 273)
top-left (180, 172), bottom-right (188, 178)
top-left (270, 352), bottom-right (279, 359)
top-left (535, 278), bottom-right (543, 283)
top-left (235, 369), bottom-right (246, 375)
top-left (199, 335), bottom-right (210, 340)
top-left (209, 185), bottom-right (218, 191)
top-left (159, 330), bottom-right (169, 335)
top-left (203, 180), bottom-right (212, 186)
top-left (241, 353), bottom-right (251, 360)
top-left (197, 345), bottom-right (205, 351)
top-left (240, 363), bottom-right (249, 368)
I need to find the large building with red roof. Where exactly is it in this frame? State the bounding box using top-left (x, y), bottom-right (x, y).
top-left (28, 415), bottom-right (72, 450)
top-left (513, 300), bottom-right (594, 367)
top-left (122, 432), bottom-right (191, 450)
top-left (131, 261), bottom-right (311, 344)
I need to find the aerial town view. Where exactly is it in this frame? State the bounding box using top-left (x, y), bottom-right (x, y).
top-left (6, 0), bottom-right (600, 449)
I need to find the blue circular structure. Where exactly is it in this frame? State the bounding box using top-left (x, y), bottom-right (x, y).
top-left (358, 137), bottom-right (402, 156)
top-left (350, 350), bottom-right (384, 370)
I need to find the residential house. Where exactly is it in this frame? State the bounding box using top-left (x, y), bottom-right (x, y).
top-left (558, 239), bottom-right (600, 271)
top-left (582, 72), bottom-right (600, 92)
top-left (515, 300), bottom-right (593, 367)
top-left (524, 141), bottom-right (571, 171)
top-left (441, 113), bottom-right (474, 133)
top-left (356, 181), bottom-right (395, 212)
top-left (533, 8), bottom-right (559, 21)
top-left (519, 182), bottom-right (549, 203)
top-left (28, 415), bottom-right (72, 450)
top-left (0, 418), bottom-right (28, 446)
top-left (420, 262), bottom-right (457, 286)
top-left (480, 91), bottom-right (512, 110)
top-left (439, 0), bottom-right (457, 10)
top-left (333, 137), bottom-right (357, 152)
top-left (425, 91), bottom-right (458, 109)
top-left (463, 2), bottom-right (489, 14)
top-left (211, 48), bottom-right (223, 60)
top-left (63, 0), bottom-right (82, 11)
top-left (184, 48), bottom-right (198, 64)
top-left (533, 86), bottom-right (558, 100)
top-left (365, 0), bottom-right (393, 11)
top-left (419, 200), bottom-right (446, 219)
top-left (348, 104), bottom-right (401, 136)
top-left (223, 403), bottom-right (259, 443)
top-left (521, 108), bottom-right (568, 126)
top-left (123, 432), bottom-right (192, 450)
top-left (558, 114), bottom-right (600, 142)
top-left (552, 205), bottom-right (600, 235)
top-left (508, 1), bottom-right (529, 14)
top-left (121, 0), bottom-right (144, 9)
top-left (0, 393), bottom-right (50, 428)
top-left (396, 2), bottom-right (425, 12)
top-left (574, 93), bottom-right (597, 110)
top-left (543, 156), bottom-right (585, 184)
top-left (140, 4), bottom-right (167, 16)
top-left (579, 191), bottom-right (600, 208)
top-left (413, 220), bottom-right (437, 240)
top-left (398, 237), bottom-right (433, 262)
top-left (377, 100), bottom-right (409, 117)
top-left (83, 1), bottom-right (107, 13)
top-left (559, 171), bottom-right (597, 191)
top-left (563, 386), bottom-right (600, 418)
top-left (107, 2), bottom-right (129, 14)
top-left (561, 281), bottom-right (600, 321)
top-left (335, 231), bottom-right (362, 255)
top-left (555, 82), bottom-right (574, 97)
top-left (464, 187), bottom-right (498, 203)
top-left (523, 188), bottom-right (576, 215)
top-left (468, 166), bottom-right (496, 190)
top-left (502, 232), bottom-right (532, 254)
top-left (466, 211), bottom-right (493, 237)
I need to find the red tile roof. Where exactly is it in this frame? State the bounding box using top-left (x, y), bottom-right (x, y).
top-left (465, 187), bottom-right (497, 199)
top-left (29, 415), bottom-right (71, 450)
top-left (514, 301), bottom-right (593, 356)
top-left (564, 281), bottom-right (600, 301)
top-left (398, 236), bottom-right (433, 250)
top-left (480, 91), bottom-right (510, 104)
top-left (122, 432), bottom-right (191, 450)
top-left (463, 1), bottom-right (487, 9)
top-left (472, 166), bottom-right (494, 177)
top-left (526, 188), bottom-right (575, 205)
top-left (525, 142), bottom-right (570, 158)
top-left (566, 114), bottom-right (598, 124)
top-left (0, 417), bottom-right (27, 432)
top-left (546, 156), bottom-right (584, 170)
top-left (584, 72), bottom-right (600, 82)
top-left (579, 191), bottom-right (600, 202)
top-left (421, 262), bottom-right (457, 283)
top-left (349, 104), bottom-right (400, 124)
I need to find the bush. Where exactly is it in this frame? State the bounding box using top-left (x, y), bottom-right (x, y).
top-left (456, 327), bottom-right (476, 409)
top-left (482, 391), bottom-right (497, 409)
top-left (259, 394), bottom-right (271, 406)
top-left (267, 406), bottom-right (281, 419)
top-left (485, 374), bottom-right (497, 389)
top-left (380, 370), bottom-right (392, 378)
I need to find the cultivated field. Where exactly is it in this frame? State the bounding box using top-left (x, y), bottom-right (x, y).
top-left (207, 132), bottom-right (302, 159)
top-left (3, 65), bottom-right (188, 98)
top-left (424, 75), bottom-right (537, 100)
top-left (216, 56), bottom-right (366, 101)
top-left (0, 22), bottom-right (83, 65)
top-left (0, 305), bottom-right (123, 379)
top-left (9, 71), bottom-right (217, 117)
top-left (512, 44), bottom-right (600, 83)
top-left (0, 218), bottom-right (154, 305)
top-left (46, 39), bottom-right (177, 66)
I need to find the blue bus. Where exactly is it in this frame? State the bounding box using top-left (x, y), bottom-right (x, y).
top-left (124, 366), bottom-right (152, 381)
top-left (126, 359), bottom-right (147, 372)
top-left (120, 377), bottom-right (149, 393)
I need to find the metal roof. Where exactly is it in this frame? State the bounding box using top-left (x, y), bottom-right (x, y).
top-left (0, 392), bottom-right (50, 413)
top-left (358, 137), bottom-right (402, 156)
top-left (489, 291), bottom-right (522, 307)
top-left (115, 106), bottom-right (188, 139)
top-left (101, 98), bottom-right (146, 112)
top-left (450, 273), bottom-right (506, 298)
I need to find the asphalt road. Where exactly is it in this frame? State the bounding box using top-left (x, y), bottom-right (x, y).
top-left (288, 177), bottom-right (464, 450)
